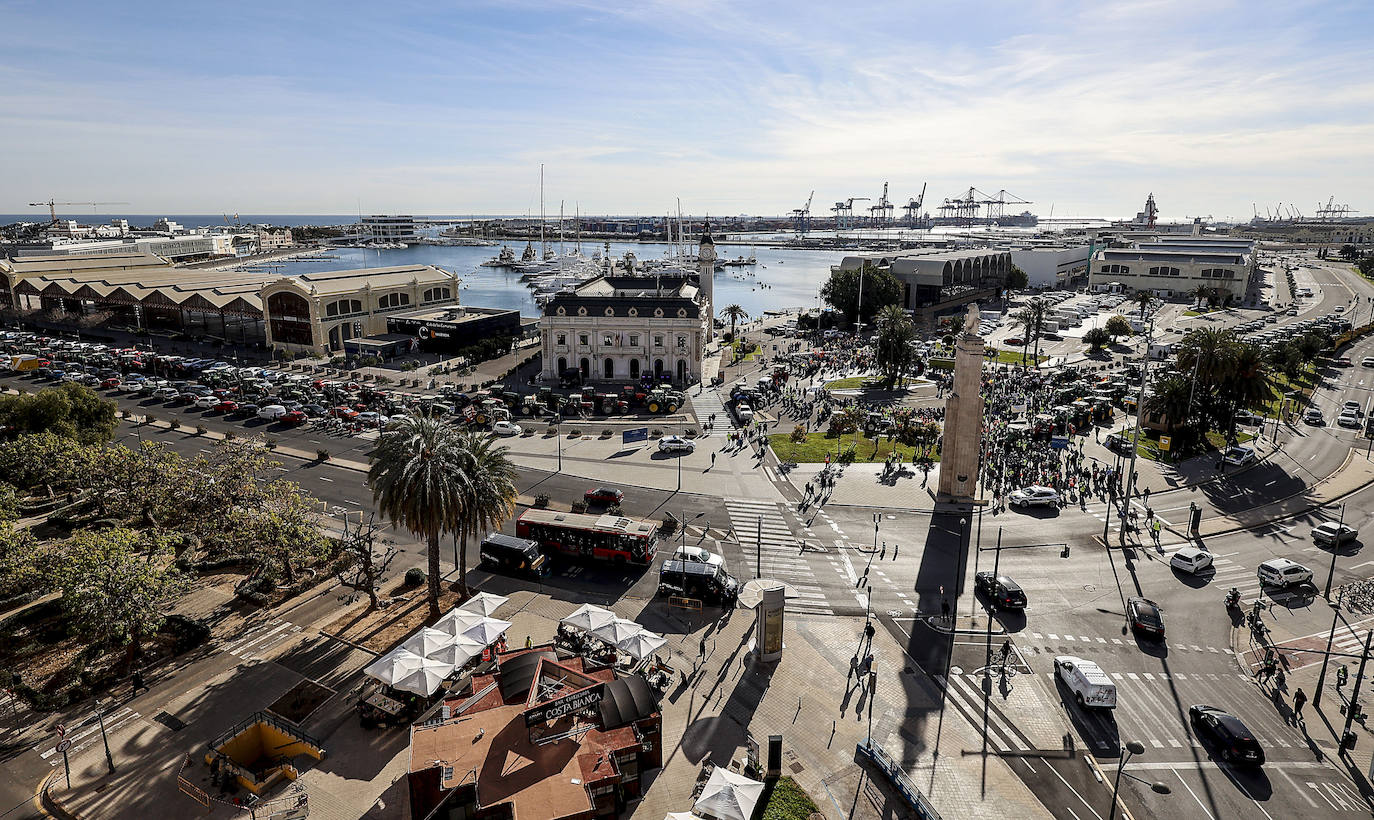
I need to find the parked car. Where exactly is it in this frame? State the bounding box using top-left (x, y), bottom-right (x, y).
top-left (1189, 705), bottom-right (1265, 766)
top-left (1008, 486), bottom-right (1059, 509)
top-left (973, 572), bottom-right (1027, 611)
top-left (1126, 597), bottom-right (1166, 638)
top-left (280, 410), bottom-right (308, 425)
top-left (491, 420), bottom-right (522, 436)
top-left (257, 404), bottom-right (288, 421)
top-left (193, 395), bottom-right (220, 409)
top-left (1256, 557), bottom-right (1313, 588)
top-left (1170, 547), bottom-right (1214, 574)
top-left (658, 435), bottom-right (696, 454)
top-left (99, 377), bottom-right (122, 389)
top-left (357, 411), bottom-right (389, 428)
top-left (584, 487), bottom-right (624, 505)
top-left (1055, 656), bottom-right (1117, 709)
top-left (1312, 522), bottom-right (1358, 546)
top-left (213, 400), bottom-right (239, 414)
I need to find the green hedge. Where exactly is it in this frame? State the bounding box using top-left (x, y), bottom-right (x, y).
top-left (761, 776), bottom-right (820, 820)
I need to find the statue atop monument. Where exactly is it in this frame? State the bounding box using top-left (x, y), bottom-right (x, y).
top-left (963, 303), bottom-right (981, 336)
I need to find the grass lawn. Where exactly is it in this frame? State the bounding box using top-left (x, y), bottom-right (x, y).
top-left (986, 347), bottom-right (1046, 365)
top-left (731, 340), bottom-right (762, 363)
top-left (823, 376), bottom-right (867, 390)
top-left (769, 431), bottom-right (940, 464)
top-left (1259, 366), bottom-right (1319, 416)
top-left (761, 776), bottom-right (820, 820)
top-left (1118, 426), bottom-right (1257, 463)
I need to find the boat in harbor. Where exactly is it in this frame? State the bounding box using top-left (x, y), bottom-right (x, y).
top-left (721, 252), bottom-right (756, 267)
top-left (481, 245), bottom-right (517, 267)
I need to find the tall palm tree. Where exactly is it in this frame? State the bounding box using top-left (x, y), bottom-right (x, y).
top-left (1144, 373), bottom-right (1197, 448)
top-left (1134, 290), bottom-right (1153, 318)
top-left (1222, 343), bottom-right (1278, 437)
top-left (874, 305), bottom-right (914, 385)
top-left (1192, 285), bottom-right (1209, 309)
top-left (1014, 298), bottom-right (1048, 369)
top-left (721, 304), bottom-right (748, 340)
top-left (449, 430), bottom-right (519, 596)
top-left (368, 416), bottom-right (467, 620)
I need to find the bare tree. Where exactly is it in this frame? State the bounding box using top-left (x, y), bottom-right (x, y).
top-left (335, 512), bottom-right (399, 610)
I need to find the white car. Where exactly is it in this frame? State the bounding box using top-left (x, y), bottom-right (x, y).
top-left (1343, 401), bottom-right (1363, 416)
top-left (1008, 485), bottom-right (1059, 508)
top-left (153, 386), bottom-right (180, 400)
top-left (1170, 546), bottom-right (1214, 574)
top-left (492, 420), bottom-right (522, 436)
top-left (1257, 557), bottom-right (1313, 588)
top-left (1312, 522), bottom-right (1359, 546)
top-left (357, 411), bottom-right (389, 428)
top-left (1222, 445), bottom-right (1256, 466)
top-left (257, 404), bottom-right (288, 420)
top-left (1338, 411), bottom-right (1361, 429)
top-left (658, 435), bottom-right (696, 454)
top-left (1304, 408), bottom-right (1324, 425)
top-left (193, 395), bottom-right (220, 409)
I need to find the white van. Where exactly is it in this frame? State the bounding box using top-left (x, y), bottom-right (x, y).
top-left (1055, 655), bottom-right (1117, 709)
top-left (1257, 558), bottom-right (1312, 588)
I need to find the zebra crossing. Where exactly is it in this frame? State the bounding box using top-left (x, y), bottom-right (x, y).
top-left (689, 388), bottom-right (736, 430)
top-left (1021, 631), bottom-right (1234, 657)
top-left (1055, 668), bottom-right (1309, 756)
top-left (39, 706), bottom-right (143, 766)
top-left (935, 672), bottom-right (1040, 754)
top-left (222, 619), bottom-right (303, 662)
top-left (723, 498), bottom-right (833, 615)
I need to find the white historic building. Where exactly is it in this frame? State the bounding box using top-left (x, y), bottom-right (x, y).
top-left (1089, 236), bottom-right (1256, 303)
top-left (539, 275), bottom-right (708, 385)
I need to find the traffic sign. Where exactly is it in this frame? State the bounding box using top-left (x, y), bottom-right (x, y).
top-left (56, 739), bottom-right (71, 753)
top-left (54, 723), bottom-right (66, 737)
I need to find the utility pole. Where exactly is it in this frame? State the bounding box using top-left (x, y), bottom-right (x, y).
top-left (1341, 630), bottom-right (1373, 752)
top-left (1121, 317), bottom-right (1153, 543)
top-left (1315, 592), bottom-right (1343, 707)
top-left (756, 516), bottom-right (762, 579)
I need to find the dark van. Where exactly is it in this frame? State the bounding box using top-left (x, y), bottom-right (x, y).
top-left (658, 557), bottom-right (739, 605)
top-left (479, 533), bottom-right (550, 579)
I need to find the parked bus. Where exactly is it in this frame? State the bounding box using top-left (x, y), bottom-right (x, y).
top-left (515, 509), bottom-right (659, 566)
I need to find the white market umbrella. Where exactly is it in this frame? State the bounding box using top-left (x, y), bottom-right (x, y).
top-left (363, 649), bottom-right (426, 686)
top-left (459, 591), bottom-right (509, 617)
top-left (737, 579), bottom-right (799, 610)
top-left (561, 604), bottom-right (617, 634)
top-left (664, 813), bottom-right (705, 820)
top-left (400, 627), bottom-right (461, 658)
top-left (618, 630), bottom-right (668, 661)
top-left (590, 618), bottom-right (644, 647)
top-left (426, 634), bottom-right (486, 667)
top-left (693, 768), bottom-right (765, 820)
top-left (462, 616), bottom-right (513, 647)
top-left (433, 607), bottom-right (486, 637)
top-left (389, 654), bottom-right (456, 697)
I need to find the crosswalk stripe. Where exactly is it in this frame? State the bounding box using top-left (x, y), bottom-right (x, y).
top-left (948, 674), bottom-right (1029, 751)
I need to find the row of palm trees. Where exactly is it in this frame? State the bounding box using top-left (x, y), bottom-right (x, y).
top-left (1143, 327), bottom-right (1279, 453)
top-left (368, 417), bottom-right (519, 619)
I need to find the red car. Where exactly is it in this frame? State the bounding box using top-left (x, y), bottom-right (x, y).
top-left (584, 487), bottom-right (625, 505)
top-left (99, 377), bottom-right (122, 389)
top-left (213, 400), bottom-right (239, 414)
top-left (1004, 337), bottom-right (1024, 346)
top-left (281, 410), bottom-right (307, 425)
top-left (332, 406), bottom-right (359, 420)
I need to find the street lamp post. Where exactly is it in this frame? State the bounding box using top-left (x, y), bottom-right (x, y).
top-left (1106, 741), bottom-right (1170, 820)
top-left (1121, 318), bottom-right (1154, 542)
top-left (96, 699), bottom-right (116, 773)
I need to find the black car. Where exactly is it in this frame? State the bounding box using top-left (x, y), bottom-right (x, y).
top-left (478, 533), bottom-right (550, 579)
top-left (974, 571), bottom-right (1027, 611)
top-left (584, 487), bottom-right (625, 505)
top-left (1127, 596), bottom-right (1165, 638)
top-left (1189, 705), bottom-right (1264, 766)
top-left (303, 404), bottom-right (328, 418)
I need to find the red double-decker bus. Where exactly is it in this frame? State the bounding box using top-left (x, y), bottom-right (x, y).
top-left (515, 509), bottom-right (659, 566)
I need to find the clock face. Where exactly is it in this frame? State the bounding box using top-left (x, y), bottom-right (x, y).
top-left (699, 244), bottom-right (716, 261)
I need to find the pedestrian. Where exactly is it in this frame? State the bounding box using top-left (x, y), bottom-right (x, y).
top-left (710, 451), bottom-right (716, 467)
top-left (941, 598), bottom-right (951, 623)
top-left (699, 637), bottom-right (707, 659)
top-left (524, 635), bottom-right (533, 649)
top-left (131, 669), bottom-right (146, 694)
top-left (1293, 687), bottom-right (1307, 722)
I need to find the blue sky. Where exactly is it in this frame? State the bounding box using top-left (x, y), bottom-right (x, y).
top-left (2, 0), bottom-right (1371, 221)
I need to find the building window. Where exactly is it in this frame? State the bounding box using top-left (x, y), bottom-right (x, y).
top-left (1147, 266), bottom-right (1181, 277)
top-left (629, 334), bottom-right (639, 347)
top-left (378, 292), bottom-right (411, 309)
top-left (422, 287), bottom-right (452, 302)
top-left (556, 333), bottom-right (566, 346)
top-left (676, 336), bottom-right (687, 350)
top-left (654, 335), bottom-right (664, 348)
top-left (579, 333), bottom-right (589, 346)
top-left (1100, 264), bottom-right (1131, 275)
top-left (604, 333), bottom-right (615, 346)
top-left (325, 298), bottom-right (362, 317)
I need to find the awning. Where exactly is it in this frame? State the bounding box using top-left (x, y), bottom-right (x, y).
top-left (497, 650), bottom-right (555, 701)
top-left (597, 675), bottom-right (660, 730)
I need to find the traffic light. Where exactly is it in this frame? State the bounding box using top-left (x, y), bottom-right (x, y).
top-left (1061, 545), bottom-right (1071, 559)
top-left (1338, 665), bottom-right (1349, 688)
top-left (1365, 417), bottom-right (1374, 439)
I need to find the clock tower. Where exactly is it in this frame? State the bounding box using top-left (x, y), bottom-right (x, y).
top-left (698, 224), bottom-right (716, 341)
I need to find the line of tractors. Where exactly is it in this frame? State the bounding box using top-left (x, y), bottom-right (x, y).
top-left (466, 384), bottom-right (689, 423)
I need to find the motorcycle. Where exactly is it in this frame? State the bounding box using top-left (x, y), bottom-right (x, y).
top-left (1225, 589), bottom-right (1242, 609)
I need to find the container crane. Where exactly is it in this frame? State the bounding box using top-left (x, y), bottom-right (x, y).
top-left (901, 182), bottom-right (927, 226)
top-left (28, 199), bottom-right (130, 224)
top-left (790, 190), bottom-right (815, 234)
top-left (868, 182), bottom-right (893, 226)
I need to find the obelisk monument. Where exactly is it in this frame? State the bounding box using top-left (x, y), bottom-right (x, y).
top-left (936, 303), bottom-right (985, 502)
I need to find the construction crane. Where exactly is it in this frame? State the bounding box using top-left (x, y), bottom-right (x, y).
top-left (867, 182), bottom-right (893, 226)
top-left (981, 189), bottom-right (1032, 221)
top-left (901, 183), bottom-right (927, 226)
top-left (790, 190), bottom-right (815, 234)
top-left (29, 199), bottom-right (129, 224)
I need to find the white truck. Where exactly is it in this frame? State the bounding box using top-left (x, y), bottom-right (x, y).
top-left (1055, 655), bottom-right (1117, 709)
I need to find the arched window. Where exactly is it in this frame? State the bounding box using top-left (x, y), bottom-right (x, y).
top-left (603, 358), bottom-right (614, 379)
top-left (267, 291), bottom-right (313, 346)
top-left (422, 287), bottom-right (452, 302)
top-left (579, 358), bottom-right (589, 378)
top-left (629, 359), bottom-right (640, 379)
top-left (557, 357), bottom-right (567, 375)
top-left (378, 292), bottom-right (412, 309)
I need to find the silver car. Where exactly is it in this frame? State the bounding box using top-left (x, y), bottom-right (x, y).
top-left (1009, 485), bottom-right (1059, 508)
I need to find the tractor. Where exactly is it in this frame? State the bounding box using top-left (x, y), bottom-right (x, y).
top-left (645, 388), bottom-right (684, 414)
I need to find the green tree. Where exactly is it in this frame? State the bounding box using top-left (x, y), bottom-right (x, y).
top-left (1104, 315), bottom-right (1133, 342)
top-left (50, 528), bottom-right (185, 661)
top-left (0, 383), bottom-right (117, 444)
top-left (0, 432), bottom-right (90, 496)
top-left (1133, 290), bottom-right (1153, 318)
top-left (721, 304), bottom-right (748, 340)
top-left (1340, 243), bottom-right (1360, 261)
top-left (1005, 265), bottom-right (1028, 291)
top-left (227, 481), bottom-right (329, 584)
top-left (1083, 326), bottom-right (1111, 352)
top-left (1192, 285), bottom-right (1209, 309)
top-left (1359, 255), bottom-right (1374, 278)
top-left (368, 416), bottom-right (468, 619)
top-left (1014, 299), bottom-right (1048, 368)
top-left (1144, 373), bottom-right (1201, 451)
top-left (448, 431), bottom-right (518, 596)
top-left (873, 305), bottom-right (916, 386)
top-left (820, 264), bottom-right (902, 327)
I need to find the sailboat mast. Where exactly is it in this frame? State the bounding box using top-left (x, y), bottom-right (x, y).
top-left (539, 164), bottom-right (547, 260)
top-left (559, 200), bottom-right (565, 258)
top-left (575, 203), bottom-right (581, 255)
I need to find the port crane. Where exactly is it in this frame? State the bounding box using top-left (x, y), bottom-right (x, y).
top-left (1316, 196), bottom-right (1357, 221)
top-left (901, 183), bottom-right (927, 226)
top-left (28, 199), bottom-right (129, 224)
top-left (791, 190), bottom-right (815, 234)
top-left (867, 182), bottom-right (893, 226)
